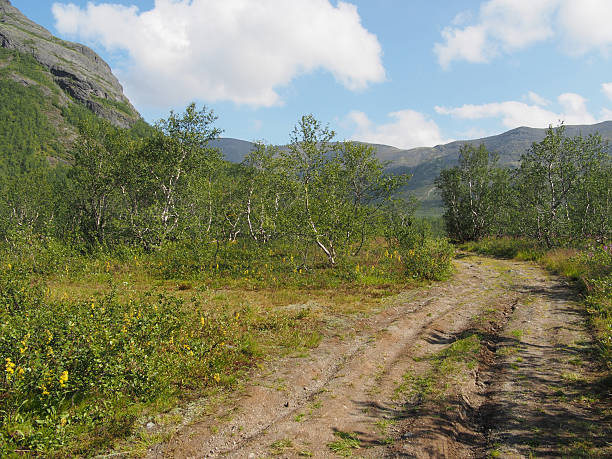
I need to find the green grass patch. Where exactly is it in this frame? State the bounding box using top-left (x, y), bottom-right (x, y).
top-left (0, 263), bottom-right (322, 456)
top-left (327, 431), bottom-right (361, 457)
top-left (91, 95), bottom-right (136, 117)
top-left (396, 334), bottom-right (481, 403)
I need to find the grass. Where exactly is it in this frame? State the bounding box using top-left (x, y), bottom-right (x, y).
top-left (327, 431), bottom-right (361, 457)
top-left (270, 438), bottom-right (293, 455)
top-left (91, 95), bottom-right (137, 118)
top-left (396, 333), bottom-right (482, 404)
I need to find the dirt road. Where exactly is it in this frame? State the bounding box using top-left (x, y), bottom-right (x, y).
top-left (149, 255), bottom-right (611, 458)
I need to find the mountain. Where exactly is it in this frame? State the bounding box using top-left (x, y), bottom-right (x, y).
top-left (209, 138), bottom-right (258, 163)
top-left (0, 0), bottom-right (143, 164)
top-left (211, 121), bottom-right (612, 215)
top-left (0, 0), bottom-right (139, 127)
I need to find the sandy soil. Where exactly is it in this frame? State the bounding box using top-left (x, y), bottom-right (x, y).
top-left (147, 255), bottom-right (611, 459)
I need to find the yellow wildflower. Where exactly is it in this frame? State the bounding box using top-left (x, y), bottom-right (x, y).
top-left (59, 370), bottom-right (69, 387)
top-left (213, 373), bottom-right (221, 383)
top-left (5, 358), bottom-right (15, 376)
top-left (41, 385), bottom-right (50, 395)
top-left (200, 316), bottom-right (206, 326)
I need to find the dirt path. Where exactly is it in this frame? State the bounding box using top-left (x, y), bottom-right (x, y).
top-left (148, 255), bottom-right (611, 458)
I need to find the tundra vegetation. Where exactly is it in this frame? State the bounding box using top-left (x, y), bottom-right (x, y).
top-left (0, 104), bottom-right (453, 455)
top-left (436, 124), bottom-right (612, 371)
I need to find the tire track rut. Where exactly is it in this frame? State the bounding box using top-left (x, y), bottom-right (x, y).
top-left (149, 256), bottom-right (611, 459)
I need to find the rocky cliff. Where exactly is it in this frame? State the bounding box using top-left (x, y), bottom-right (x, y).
top-left (0, 0), bottom-right (139, 128)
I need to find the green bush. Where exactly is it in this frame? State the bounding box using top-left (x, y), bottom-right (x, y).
top-left (401, 238), bottom-right (455, 281)
top-left (0, 266), bottom-right (252, 455)
top-left (461, 237), bottom-right (544, 260)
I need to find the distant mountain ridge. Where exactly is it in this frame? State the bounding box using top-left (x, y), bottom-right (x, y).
top-left (211, 120), bottom-right (612, 215)
top-left (212, 121), bottom-right (612, 168)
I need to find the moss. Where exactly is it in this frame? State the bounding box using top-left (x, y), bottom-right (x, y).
top-left (92, 95), bottom-right (136, 117)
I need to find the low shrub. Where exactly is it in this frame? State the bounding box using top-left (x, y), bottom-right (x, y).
top-left (0, 263), bottom-right (315, 456)
top-left (401, 238), bottom-right (455, 281)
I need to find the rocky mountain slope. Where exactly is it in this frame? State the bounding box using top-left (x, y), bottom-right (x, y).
top-left (0, 0), bottom-right (139, 128)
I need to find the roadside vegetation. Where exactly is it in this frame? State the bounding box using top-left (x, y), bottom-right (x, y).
top-left (0, 103), bottom-right (454, 455)
top-left (437, 125), bottom-right (612, 371)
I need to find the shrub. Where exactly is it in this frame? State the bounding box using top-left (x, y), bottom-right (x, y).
top-left (0, 265), bottom-right (251, 455)
top-left (401, 238), bottom-right (455, 281)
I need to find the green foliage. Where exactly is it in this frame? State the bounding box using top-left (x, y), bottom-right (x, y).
top-left (461, 237), bottom-right (545, 261)
top-left (0, 260), bottom-right (319, 455)
top-left (514, 124), bottom-right (611, 247)
top-left (401, 238), bottom-right (455, 281)
top-left (386, 214), bottom-right (455, 280)
top-left (327, 431), bottom-right (361, 456)
top-left (435, 143), bottom-right (510, 242)
top-left (91, 95), bottom-right (134, 116)
top-left (438, 125), bottom-right (612, 247)
top-left (0, 78), bottom-right (63, 161)
top-left (280, 115), bottom-right (410, 266)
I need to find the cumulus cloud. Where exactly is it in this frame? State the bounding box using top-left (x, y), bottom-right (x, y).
top-left (434, 0), bottom-right (612, 68)
top-left (52, 0), bottom-right (385, 107)
top-left (346, 110), bottom-right (448, 149)
top-left (527, 91), bottom-right (551, 106)
top-left (557, 0), bottom-right (612, 55)
top-left (601, 108), bottom-right (612, 120)
top-left (435, 92), bottom-right (599, 128)
top-left (435, 0), bottom-right (557, 68)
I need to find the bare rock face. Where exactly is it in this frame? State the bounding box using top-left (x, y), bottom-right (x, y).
top-left (0, 0), bottom-right (140, 127)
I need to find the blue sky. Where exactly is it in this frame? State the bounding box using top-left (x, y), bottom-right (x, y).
top-left (11, 0), bottom-right (612, 148)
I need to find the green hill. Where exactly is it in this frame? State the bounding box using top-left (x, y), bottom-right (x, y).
top-left (0, 0), bottom-right (144, 167)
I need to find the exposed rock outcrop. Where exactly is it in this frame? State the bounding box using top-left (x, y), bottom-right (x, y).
top-left (0, 0), bottom-right (140, 127)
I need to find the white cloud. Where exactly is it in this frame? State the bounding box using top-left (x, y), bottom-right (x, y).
top-left (435, 0), bottom-right (612, 67)
top-left (347, 110), bottom-right (448, 149)
top-left (435, 0), bottom-right (557, 68)
top-left (458, 127), bottom-right (492, 140)
top-left (602, 82), bottom-right (612, 102)
top-left (434, 25), bottom-right (490, 68)
top-left (435, 92), bottom-right (598, 128)
top-left (52, 0), bottom-right (385, 108)
top-left (527, 91), bottom-right (550, 107)
top-left (601, 108), bottom-right (612, 120)
top-left (557, 0), bottom-right (612, 55)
